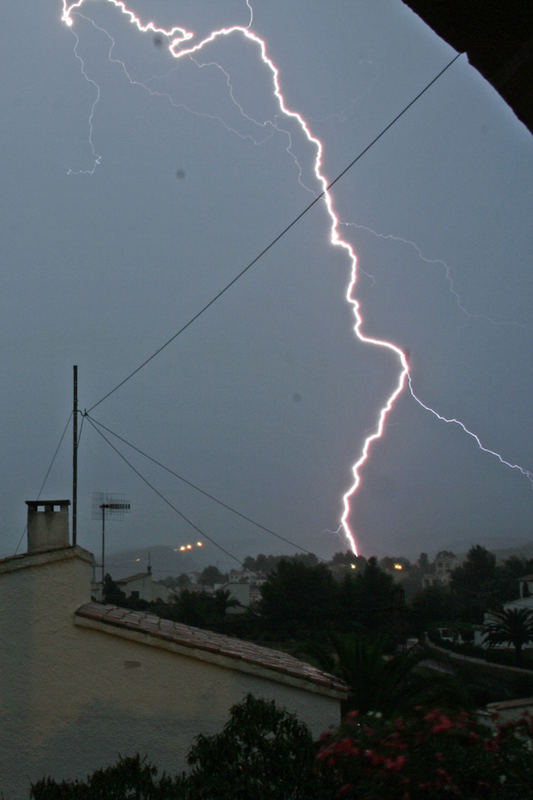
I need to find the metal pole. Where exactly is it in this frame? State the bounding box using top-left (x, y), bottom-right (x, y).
top-left (101, 504), bottom-right (106, 584)
top-left (73, 365), bottom-right (78, 546)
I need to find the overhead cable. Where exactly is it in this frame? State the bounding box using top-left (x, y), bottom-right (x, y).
top-left (85, 415), bottom-right (243, 565)
top-left (87, 412), bottom-right (324, 558)
top-left (14, 412), bottom-right (73, 554)
top-left (87, 51), bottom-right (462, 412)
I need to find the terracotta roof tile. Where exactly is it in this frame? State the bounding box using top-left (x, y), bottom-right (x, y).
top-left (116, 572), bottom-right (150, 584)
top-left (76, 602), bottom-right (347, 694)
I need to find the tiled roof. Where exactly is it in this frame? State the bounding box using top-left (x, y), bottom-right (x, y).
top-left (76, 602), bottom-right (347, 695)
top-left (116, 572), bottom-right (150, 584)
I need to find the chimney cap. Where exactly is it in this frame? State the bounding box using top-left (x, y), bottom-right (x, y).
top-left (26, 500), bottom-right (71, 508)
top-left (26, 500), bottom-right (71, 554)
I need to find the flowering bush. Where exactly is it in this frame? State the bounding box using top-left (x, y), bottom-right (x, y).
top-left (316, 707), bottom-right (533, 799)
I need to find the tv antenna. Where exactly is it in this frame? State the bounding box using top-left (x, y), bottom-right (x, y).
top-left (92, 492), bottom-right (131, 583)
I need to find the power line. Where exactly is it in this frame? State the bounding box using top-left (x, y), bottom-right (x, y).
top-left (87, 51), bottom-right (462, 412)
top-left (85, 415), bottom-right (243, 566)
top-left (14, 413), bottom-right (73, 555)
top-left (77, 412), bottom-right (85, 446)
top-left (87, 412), bottom-right (324, 558)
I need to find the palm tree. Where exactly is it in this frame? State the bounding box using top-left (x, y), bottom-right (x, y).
top-left (305, 632), bottom-right (470, 717)
top-left (484, 607), bottom-right (533, 666)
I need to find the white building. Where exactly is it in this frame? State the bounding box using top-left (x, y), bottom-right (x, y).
top-left (220, 580), bottom-right (263, 612)
top-left (0, 501), bottom-right (346, 799)
top-left (91, 567), bottom-right (173, 604)
top-left (116, 567), bottom-right (172, 603)
top-left (505, 574), bottom-right (533, 612)
top-left (423, 551), bottom-right (458, 587)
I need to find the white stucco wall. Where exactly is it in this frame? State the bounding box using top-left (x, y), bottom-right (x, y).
top-left (118, 572), bottom-right (171, 602)
top-left (0, 548), bottom-right (341, 799)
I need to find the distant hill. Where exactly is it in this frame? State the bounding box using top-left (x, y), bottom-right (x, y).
top-left (105, 530), bottom-right (341, 580)
top-left (105, 544), bottom-right (218, 580)
top-left (105, 537), bottom-right (533, 580)
top-left (491, 543), bottom-right (533, 563)
top-left (442, 538), bottom-right (533, 563)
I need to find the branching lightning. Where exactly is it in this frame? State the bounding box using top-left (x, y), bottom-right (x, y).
top-left (341, 221), bottom-right (533, 331)
top-left (74, 11), bottom-right (278, 151)
top-left (60, 1), bottom-right (531, 557)
top-left (68, 26), bottom-right (102, 174)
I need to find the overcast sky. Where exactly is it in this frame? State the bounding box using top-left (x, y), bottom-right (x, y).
top-left (1, 1), bottom-right (531, 568)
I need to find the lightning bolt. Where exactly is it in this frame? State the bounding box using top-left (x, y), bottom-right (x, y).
top-left (67, 25), bottom-right (102, 174)
top-left (341, 221), bottom-right (533, 331)
top-left (61, 1), bottom-right (531, 557)
top-left (73, 12), bottom-right (278, 152)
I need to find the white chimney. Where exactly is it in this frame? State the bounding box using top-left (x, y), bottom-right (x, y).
top-left (26, 500), bottom-right (70, 553)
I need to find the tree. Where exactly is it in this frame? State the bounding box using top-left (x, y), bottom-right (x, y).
top-left (212, 588), bottom-right (239, 616)
top-left (484, 607), bottom-right (533, 666)
top-left (243, 553), bottom-right (280, 574)
top-left (31, 754), bottom-right (186, 799)
top-left (308, 633), bottom-right (470, 717)
top-left (30, 697), bottom-right (324, 799)
top-left (338, 557), bottom-right (404, 636)
top-left (449, 545), bottom-right (498, 621)
top-left (102, 573), bottom-right (126, 605)
top-left (416, 552), bottom-right (432, 574)
top-left (259, 559), bottom-right (337, 633)
top-left (185, 694), bottom-right (322, 799)
top-left (379, 556), bottom-right (411, 572)
top-left (330, 550), bottom-right (361, 567)
top-left (199, 565), bottom-right (226, 587)
top-left (410, 584), bottom-right (461, 631)
top-left (243, 552), bottom-right (318, 575)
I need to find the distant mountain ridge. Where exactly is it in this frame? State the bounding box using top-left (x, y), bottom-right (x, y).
top-left (104, 538), bottom-right (533, 580)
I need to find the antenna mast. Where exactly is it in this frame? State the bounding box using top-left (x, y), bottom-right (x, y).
top-left (92, 493), bottom-right (131, 585)
top-left (73, 365), bottom-right (78, 546)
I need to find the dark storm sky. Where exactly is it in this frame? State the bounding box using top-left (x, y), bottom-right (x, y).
top-left (1, 0), bottom-right (531, 566)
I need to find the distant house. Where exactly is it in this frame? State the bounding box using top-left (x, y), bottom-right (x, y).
top-left (227, 567), bottom-right (265, 585)
top-left (481, 575), bottom-right (533, 649)
top-left (423, 551), bottom-right (458, 588)
top-left (0, 501), bottom-right (346, 799)
top-left (220, 580), bottom-right (262, 612)
top-left (116, 568), bottom-right (172, 603)
top-left (515, 574), bottom-right (533, 603)
top-left (497, 575), bottom-right (533, 614)
top-left (91, 567), bottom-right (172, 604)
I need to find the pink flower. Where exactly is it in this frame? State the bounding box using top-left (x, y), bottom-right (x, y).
top-left (316, 745), bottom-right (332, 761)
top-left (363, 749), bottom-right (382, 766)
top-left (431, 714), bottom-right (453, 734)
top-left (384, 755), bottom-right (405, 771)
top-left (435, 768), bottom-right (452, 784)
top-left (333, 738), bottom-right (354, 755)
top-left (337, 783), bottom-right (353, 797)
top-left (484, 737), bottom-right (499, 753)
